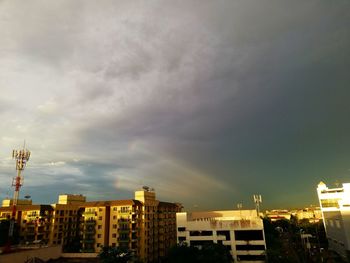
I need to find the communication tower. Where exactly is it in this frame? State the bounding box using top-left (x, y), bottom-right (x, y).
top-left (253, 194), bottom-right (262, 217)
top-left (8, 144), bottom-right (31, 237)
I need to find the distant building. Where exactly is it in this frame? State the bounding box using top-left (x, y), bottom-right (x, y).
top-left (177, 210), bottom-right (266, 262)
top-left (0, 189), bottom-right (181, 263)
top-left (2, 199), bottom-right (32, 207)
top-left (317, 181), bottom-right (350, 261)
top-left (295, 206), bottom-right (322, 223)
top-left (265, 210), bottom-right (291, 221)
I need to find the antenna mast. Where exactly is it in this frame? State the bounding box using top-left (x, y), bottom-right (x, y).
top-left (8, 144), bottom-right (31, 237)
top-left (253, 194), bottom-right (262, 217)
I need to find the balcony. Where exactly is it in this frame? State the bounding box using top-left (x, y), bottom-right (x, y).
top-left (85, 220), bottom-right (96, 225)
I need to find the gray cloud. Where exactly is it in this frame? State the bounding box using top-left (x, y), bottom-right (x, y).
top-left (0, 0), bottom-right (349, 210)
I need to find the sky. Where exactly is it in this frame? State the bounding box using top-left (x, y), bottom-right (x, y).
top-left (0, 0), bottom-right (349, 210)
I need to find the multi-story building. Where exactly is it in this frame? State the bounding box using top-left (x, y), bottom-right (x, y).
top-left (176, 209), bottom-right (266, 262)
top-left (0, 189), bottom-right (180, 262)
top-left (134, 188), bottom-right (181, 261)
top-left (317, 181), bottom-right (350, 261)
top-left (0, 204), bottom-right (53, 245)
top-left (80, 200), bottom-right (143, 253)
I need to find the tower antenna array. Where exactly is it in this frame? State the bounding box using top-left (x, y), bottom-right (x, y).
top-left (8, 144), bottom-right (31, 237)
top-left (253, 194), bottom-right (262, 217)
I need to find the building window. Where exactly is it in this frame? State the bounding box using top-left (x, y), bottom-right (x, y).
top-left (97, 243), bottom-right (101, 247)
top-left (177, 227), bottom-right (186, 232)
top-left (321, 199), bottom-right (340, 208)
top-left (236, 245), bottom-right (265, 250)
top-left (112, 233), bottom-right (117, 238)
top-left (98, 225), bottom-right (102, 229)
top-left (113, 224), bottom-right (117, 229)
top-left (234, 230), bottom-right (264, 241)
top-left (98, 216), bottom-right (103, 220)
top-left (97, 234), bottom-right (102, 238)
top-left (190, 231), bottom-right (213, 236)
top-left (112, 243), bottom-right (116, 247)
top-left (217, 231), bottom-right (230, 241)
top-left (178, 237), bottom-right (186, 242)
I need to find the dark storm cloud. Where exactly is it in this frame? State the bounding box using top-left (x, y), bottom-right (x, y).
top-left (0, 0), bottom-right (349, 209)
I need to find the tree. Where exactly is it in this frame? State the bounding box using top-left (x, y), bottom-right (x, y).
top-left (98, 246), bottom-right (133, 263)
top-left (164, 243), bottom-right (233, 263)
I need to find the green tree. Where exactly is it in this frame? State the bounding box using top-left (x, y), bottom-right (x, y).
top-left (98, 246), bottom-right (133, 263)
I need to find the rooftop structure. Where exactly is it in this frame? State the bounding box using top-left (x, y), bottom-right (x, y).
top-left (177, 209), bottom-right (266, 262)
top-left (317, 181), bottom-right (350, 261)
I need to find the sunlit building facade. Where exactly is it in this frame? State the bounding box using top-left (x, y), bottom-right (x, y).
top-left (1, 189), bottom-right (180, 262)
top-left (317, 181), bottom-right (350, 261)
top-left (177, 210), bottom-right (266, 262)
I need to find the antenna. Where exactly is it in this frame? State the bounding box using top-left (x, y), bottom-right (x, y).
top-left (253, 194), bottom-right (262, 217)
top-left (8, 144), bottom-right (31, 237)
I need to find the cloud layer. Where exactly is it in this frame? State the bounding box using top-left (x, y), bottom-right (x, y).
top-left (0, 0), bottom-right (349, 209)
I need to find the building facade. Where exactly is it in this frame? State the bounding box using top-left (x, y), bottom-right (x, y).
top-left (0, 189), bottom-right (181, 262)
top-left (317, 181), bottom-right (350, 261)
top-left (176, 210), bottom-right (266, 262)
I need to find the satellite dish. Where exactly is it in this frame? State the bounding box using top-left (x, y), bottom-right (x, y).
top-left (24, 195), bottom-right (31, 199)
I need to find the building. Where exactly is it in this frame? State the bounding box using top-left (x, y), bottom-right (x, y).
top-left (0, 189), bottom-right (181, 262)
top-left (176, 209), bottom-right (266, 262)
top-left (295, 206), bottom-right (322, 223)
top-left (0, 204), bottom-right (53, 245)
top-left (317, 181), bottom-right (350, 261)
top-left (265, 210), bottom-right (292, 222)
top-left (134, 188), bottom-right (181, 261)
top-left (80, 199), bottom-right (143, 253)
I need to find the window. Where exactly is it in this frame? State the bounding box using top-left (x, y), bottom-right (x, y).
top-left (112, 233), bottom-right (117, 238)
top-left (217, 231), bottom-right (230, 241)
top-left (97, 243), bottom-right (101, 247)
top-left (98, 216), bottom-right (102, 220)
top-left (190, 231), bottom-right (212, 236)
top-left (177, 227), bottom-right (186, 232)
top-left (113, 224), bottom-right (117, 229)
top-left (234, 230), bottom-right (264, 241)
top-left (236, 245), bottom-right (265, 250)
top-left (178, 237), bottom-right (186, 242)
top-left (321, 199), bottom-right (340, 208)
top-left (97, 234), bottom-right (102, 238)
top-left (98, 225), bottom-right (102, 229)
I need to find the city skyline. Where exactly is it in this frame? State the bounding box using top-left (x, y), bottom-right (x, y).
top-left (0, 1), bottom-right (349, 210)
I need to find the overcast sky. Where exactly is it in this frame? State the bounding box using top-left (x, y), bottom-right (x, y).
top-left (0, 0), bottom-right (349, 210)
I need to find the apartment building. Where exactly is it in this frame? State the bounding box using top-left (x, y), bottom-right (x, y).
top-left (0, 189), bottom-right (180, 262)
top-left (80, 200), bottom-right (143, 253)
top-left (0, 204), bottom-right (53, 245)
top-left (317, 181), bottom-right (350, 261)
top-left (177, 210), bottom-right (266, 262)
top-left (134, 188), bottom-right (181, 261)
top-left (0, 194), bottom-right (85, 247)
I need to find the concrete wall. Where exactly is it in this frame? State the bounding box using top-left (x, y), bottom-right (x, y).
top-left (0, 245), bottom-right (62, 263)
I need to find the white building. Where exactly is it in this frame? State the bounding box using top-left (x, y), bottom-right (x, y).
top-left (176, 209), bottom-right (266, 262)
top-left (317, 181), bottom-right (350, 261)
